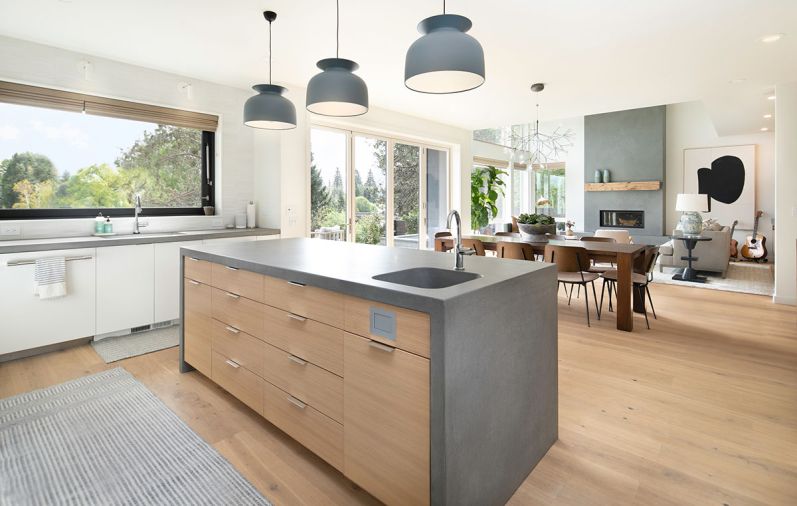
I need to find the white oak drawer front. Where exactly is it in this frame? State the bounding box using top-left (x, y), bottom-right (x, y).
top-left (184, 257), bottom-right (212, 284)
top-left (184, 279), bottom-right (212, 377)
top-left (344, 296), bottom-right (431, 358)
top-left (212, 319), bottom-right (266, 378)
top-left (262, 379), bottom-right (343, 472)
top-left (211, 287), bottom-right (265, 340)
top-left (262, 304), bottom-right (343, 376)
top-left (263, 276), bottom-right (344, 328)
top-left (211, 263), bottom-right (265, 303)
top-left (262, 340), bottom-right (343, 423)
top-left (211, 351), bottom-right (263, 414)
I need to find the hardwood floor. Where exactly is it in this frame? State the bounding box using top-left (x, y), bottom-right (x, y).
top-left (1, 283), bottom-right (795, 505)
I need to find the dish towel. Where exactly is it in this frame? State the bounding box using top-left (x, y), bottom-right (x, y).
top-left (34, 256), bottom-right (67, 299)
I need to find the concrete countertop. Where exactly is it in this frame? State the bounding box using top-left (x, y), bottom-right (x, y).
top-left (180, 237), bottom-right (552, 310)
top-left (0, 227), bottom-right (280, 254)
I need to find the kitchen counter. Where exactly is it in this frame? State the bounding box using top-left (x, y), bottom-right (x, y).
top-left (180, 238), bottom-right (558, 506)
top-left (0, 227), bottom-right (280, 254)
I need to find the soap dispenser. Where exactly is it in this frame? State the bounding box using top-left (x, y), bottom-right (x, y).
top-left (104, 217), bottom-right (113, 234)
top-left (95, 212), bottom-right (105, 234)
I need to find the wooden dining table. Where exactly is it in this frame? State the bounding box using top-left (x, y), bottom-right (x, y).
top-left (437, 234), bottom-right (647, 332)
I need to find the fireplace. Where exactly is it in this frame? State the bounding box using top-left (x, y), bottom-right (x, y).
top-left (600, 210), bottom-right (644, 229)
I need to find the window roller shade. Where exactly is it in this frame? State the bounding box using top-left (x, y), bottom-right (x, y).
top-left (0, 80), bottom-right (218, 132)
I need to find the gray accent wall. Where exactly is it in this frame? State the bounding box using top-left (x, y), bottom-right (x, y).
top-left (584, 106), bottom-right (666, 238)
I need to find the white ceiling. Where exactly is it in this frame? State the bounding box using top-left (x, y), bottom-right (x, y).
top-left (1, 0), bottom-right (794, 135)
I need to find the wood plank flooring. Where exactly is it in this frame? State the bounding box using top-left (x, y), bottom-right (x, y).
top-left (1, 283), bottom-right (795, 505)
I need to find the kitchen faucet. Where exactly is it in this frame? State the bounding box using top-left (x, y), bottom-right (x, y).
top-left (446, 210), bottom-right (475, 271)
top-left (133, 194), bottom-right (147, 234)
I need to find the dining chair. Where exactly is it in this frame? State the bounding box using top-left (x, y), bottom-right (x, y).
top-left (599, 246), bottom-right (659, 329)
top-left (544, 245), bottom-right (601, 327)
top-left (461, 238), bottom-right (486, 256)
top-left (497, 241), bottom-right (535, 260)
top-left (580, 236), bottom-right (617, 273)
top-left (435, 237), bottom-right (454, 252)
top-left (434, 231), bottom-right (452, 238)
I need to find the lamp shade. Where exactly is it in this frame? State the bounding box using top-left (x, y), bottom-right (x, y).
top-left (404, 14), bottom-right (485, 94)
top-left (676, 193), bottom-right (709, 212)
top-left (306, 58), bottom-right (369, 117)
top-left (244, 84), bottom-right (297, 130)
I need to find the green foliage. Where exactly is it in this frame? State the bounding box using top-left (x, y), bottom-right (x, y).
top-left (310, 163), bottom-right (331, 230)
top-left (355, 214), bottom-right (383, 245)
top-left (330, 168), bottom-right (345, 212)
top-left (517, 213), bottom-right (556, 225)
top-left (317, 208), bottom-right (346, 229)
top-left (362, 169), bottom-right (381, 203)
top-left (400, 209), bottom-right (419, 235)
top-left (470, 165), bottom-right (507, 231)
top-left (355, 195), bottom-right (376, 213)
top-left (0, 152), bottom-right (56, 208)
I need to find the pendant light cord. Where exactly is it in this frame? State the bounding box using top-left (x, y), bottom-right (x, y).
top-left (443, 0), bottom-right (446, 14)
top-left (268, 17), bottom-right (273, 84)
top-left (336, 0), bottom-right (340, 58)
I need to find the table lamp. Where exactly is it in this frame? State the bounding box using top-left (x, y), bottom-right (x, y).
top-left (676, 193), bottom-right (708, 235)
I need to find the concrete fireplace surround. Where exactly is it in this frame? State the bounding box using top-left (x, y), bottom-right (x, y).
top-left (584, 106), bottom-right (667, 244)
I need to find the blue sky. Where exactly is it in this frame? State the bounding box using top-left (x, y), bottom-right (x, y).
top-left (0, 103), bottom-right (155, 175)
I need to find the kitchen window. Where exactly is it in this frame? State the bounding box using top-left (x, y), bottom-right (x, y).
top-left (0, 81), bottom-right (217, 219)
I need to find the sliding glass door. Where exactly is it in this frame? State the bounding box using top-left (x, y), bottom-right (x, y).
top-left (309, 126), bottom-right (449, 249)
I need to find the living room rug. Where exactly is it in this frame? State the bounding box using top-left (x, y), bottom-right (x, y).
top-left (654, 261), bottom-right (774, 296)
top-left (91, 325), bottom-right (179, 363)
top-left (0, 368), bottom-right (271, 506)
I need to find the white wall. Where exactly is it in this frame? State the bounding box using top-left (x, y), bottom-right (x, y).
top-left (255, 88), bottom-right (473, 238)
top-left (0, 36), bottom-right (263, 238)
top-left (774, 82), bottom-right (797, 305)
top-left (665, 102), bottom-right (775, 252)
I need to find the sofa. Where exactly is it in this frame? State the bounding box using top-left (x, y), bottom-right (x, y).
top-left (658, 227), bottom-right (731, 277)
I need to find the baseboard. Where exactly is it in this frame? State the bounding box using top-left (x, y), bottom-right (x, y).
top-left (772, 295), bottom-right (797, 306)
top-left (0, 336), bottom-right (92, 364)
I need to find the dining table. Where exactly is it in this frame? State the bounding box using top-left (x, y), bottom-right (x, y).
top-left (437, 234), bottom-right (647, 332)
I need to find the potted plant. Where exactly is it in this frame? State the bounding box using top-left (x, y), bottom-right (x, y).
top-left (471, 165), bottom-right (507, 233)
top-left (517, 213), bottom-right (557, 241)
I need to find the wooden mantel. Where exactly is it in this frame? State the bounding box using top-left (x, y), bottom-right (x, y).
top-left (584, 181), bottom-right (661, 192)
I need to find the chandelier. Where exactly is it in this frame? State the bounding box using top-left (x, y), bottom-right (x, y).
top-left (509, 103), bottom-right (574, 166)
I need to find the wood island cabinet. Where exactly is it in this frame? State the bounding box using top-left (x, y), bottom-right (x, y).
top-left (181, 259), bottom-right (431, 506)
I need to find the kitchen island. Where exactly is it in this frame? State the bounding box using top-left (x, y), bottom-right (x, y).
top-left (179, 238), bottom-right (557, 506)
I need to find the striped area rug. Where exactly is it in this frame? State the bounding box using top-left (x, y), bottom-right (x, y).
top-left (0, 368), bottom-right (271, 506)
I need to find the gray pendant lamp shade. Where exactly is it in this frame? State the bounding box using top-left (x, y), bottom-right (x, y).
top-left (405, 14), bottom-right (485, 94)
top-left (244, 11), bottom-right (297, 130)
top-left (306, 0), bottom-right (369, 117)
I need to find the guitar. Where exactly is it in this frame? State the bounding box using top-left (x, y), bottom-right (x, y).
top-left (729, 220), bottom-right (739, 259)
top-left (740, 211), bottom-right (768, 261)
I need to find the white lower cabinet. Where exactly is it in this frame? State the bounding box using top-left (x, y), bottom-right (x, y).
top-left (153, 241), bottom-right (203, 323)
top-left (96, 244), bottom-right (154, 336)
top-left (0, 248), bottom-right (96, 355)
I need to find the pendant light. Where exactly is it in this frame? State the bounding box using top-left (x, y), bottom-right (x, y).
top-left (306, 0), bottom-right (369, 116)
top-left (405, 0), bottom-right (485, 94)
top-left (244, 11), bottom-right (297, 130)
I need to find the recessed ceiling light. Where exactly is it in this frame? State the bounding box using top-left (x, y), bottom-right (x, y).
top-left (767, 95), bottom-right (776, 100)
top-left (760, 127), bottom-right (769, 132)
top-left (761, 33), bottom-right (784, 43)
top-left (764, 114), bottom-right (772, 119)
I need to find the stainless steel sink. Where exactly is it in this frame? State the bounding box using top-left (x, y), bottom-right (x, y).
top-left (372, 267), bottom-right (480, 289)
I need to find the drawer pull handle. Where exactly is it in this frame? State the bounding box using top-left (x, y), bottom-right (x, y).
top-left (287, 396), bottom-right (306, 410)
top-left (188, 279), bottom-right (200, 285)
top-left (225, 265), bottom-right (239, 271)
top-left (225, 359), bottom-right (240, 369)
top-left (287, 281), bottom-right (305, 287)
top-left (188, 257), bottom-right (200, 262)
top-left (287, 313), bottom-right (307, 322)
top-left (225, 292), bottom-right (240, 299)
top-left (368, 340), bottom-right (395, 353)
top-left (288, 355), bottom-right (307, 366)
top-left (225, 326), bottom-right (240, 334)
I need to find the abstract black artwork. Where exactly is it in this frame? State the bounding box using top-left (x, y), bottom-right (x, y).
top-left (696, 155), bottom-right (746, 212)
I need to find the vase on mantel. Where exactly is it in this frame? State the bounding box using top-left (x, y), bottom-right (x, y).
top-left (594, 170), bottom-right (603, 183)
top-left (602, 169), bottom-right (611, 183)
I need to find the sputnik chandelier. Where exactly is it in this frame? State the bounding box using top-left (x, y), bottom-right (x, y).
top-left (509, 84), bottom-right (574, 166)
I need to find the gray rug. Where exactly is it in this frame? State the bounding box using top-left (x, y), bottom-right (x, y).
top-left (0, 368), bottom-right (271, 506)
top-left (92, 326), bottom-right (179, 363)
top-left (654, 261), bottom-right (774, 296)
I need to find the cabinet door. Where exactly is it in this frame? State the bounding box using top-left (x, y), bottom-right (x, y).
top-left (185, 279), bottom-right (212, 376)
top-left (0, 248), bottom-right (96, 354)
top-left (96, 244), bottom-right (154, 335)
top-left (153, 241), bottom-right (202, 323)
top-left (343, 332), bottom-right (430, 506)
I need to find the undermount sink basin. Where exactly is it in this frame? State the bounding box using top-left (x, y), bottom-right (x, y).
top-left (372, 267), bottom-right (481, 289)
